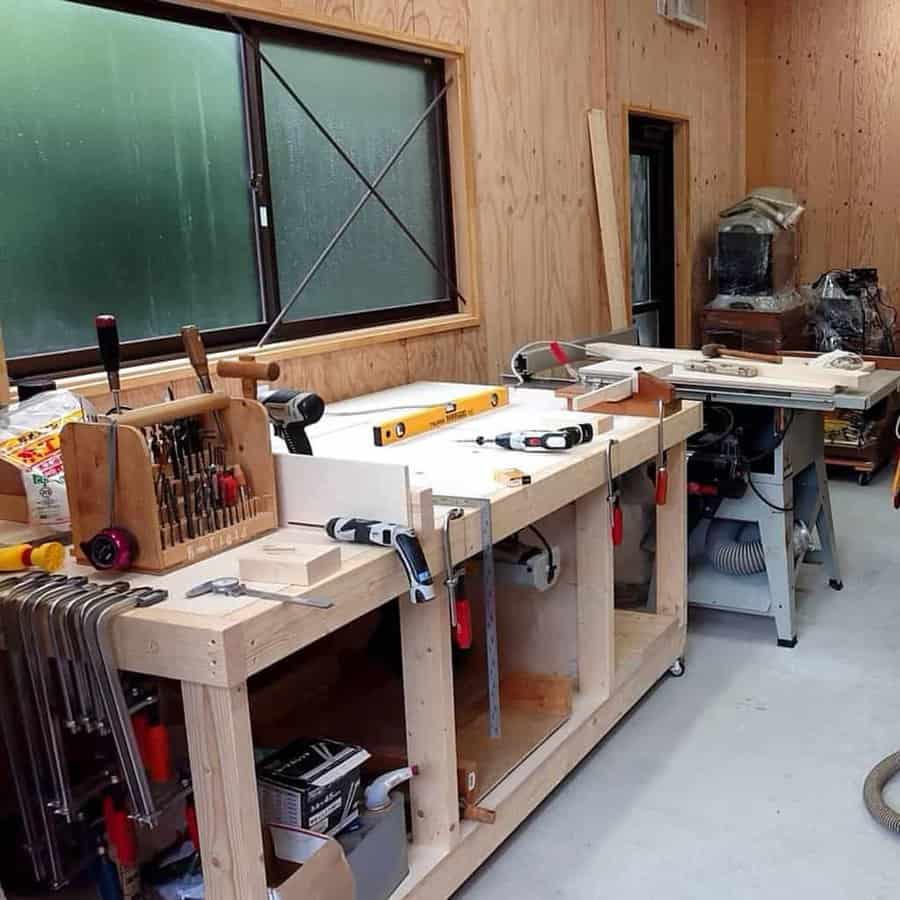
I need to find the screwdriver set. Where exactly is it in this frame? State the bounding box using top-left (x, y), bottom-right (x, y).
top-left (61, 391), bottom-right (278, 572)
top-left (0, 573), bottom-right (190, 889)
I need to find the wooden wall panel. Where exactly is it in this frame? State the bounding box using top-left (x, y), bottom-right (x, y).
top-left (606, 0), bottom-right (747, 341)
top-left (130, 0), bottom-right (746, 406)
top-left (749, 0), bottom-right (900, 316)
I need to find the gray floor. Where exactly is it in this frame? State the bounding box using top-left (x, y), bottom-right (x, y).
top-left (456, 468), bottom-right (900, 899)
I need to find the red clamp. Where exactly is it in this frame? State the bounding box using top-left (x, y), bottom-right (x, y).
top-left (453, 574), bottom-right (473, 650)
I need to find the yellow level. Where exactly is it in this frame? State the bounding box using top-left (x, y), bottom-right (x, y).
top-left (373, 386), bottom-right (509, 446)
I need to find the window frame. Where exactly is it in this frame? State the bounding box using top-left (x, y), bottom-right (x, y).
top-left (6, 0), bottom-right (466, 380)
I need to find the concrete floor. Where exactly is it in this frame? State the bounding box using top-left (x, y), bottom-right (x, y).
top-left (456, 468), bottom-right (900, 900)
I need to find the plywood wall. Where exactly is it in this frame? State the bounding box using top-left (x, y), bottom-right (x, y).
top-left (139, 0), bottom-right (746, 409)
top-left (606, 0), bottom-right (747, 340)
top-left (748, 0), bottom-right (900, 309)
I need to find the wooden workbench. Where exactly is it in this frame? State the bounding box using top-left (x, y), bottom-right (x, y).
top-left (36, 383), bottom-right (702, 899)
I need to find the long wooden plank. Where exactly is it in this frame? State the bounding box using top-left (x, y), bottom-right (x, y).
top-left (274, 453), bottom-right (412, 527)
top-left (575, 484), bottom-right (615, 699)
top-left (182, 682), bottom-right (268, 900)
top-left (400, 583), bottom-right (460, 852)
top-left (588, 109), bottom-right (628, 331)
top-left (582, 344), bottom-right (873, 393)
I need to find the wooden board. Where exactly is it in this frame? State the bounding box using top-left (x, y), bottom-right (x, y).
top-left (588, 108), bottom-right (628, 331)
top-left (581, 344), bottom-right (879, 395)
top-left (239, 544), bottom-right (342, 586)
top-left (274, 452), bottom-right (412, 527)
top-left (456, 704), bottom-right (569, 804)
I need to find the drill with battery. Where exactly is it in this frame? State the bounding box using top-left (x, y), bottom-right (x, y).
top-left (261, 389), bottom-right (325, 455)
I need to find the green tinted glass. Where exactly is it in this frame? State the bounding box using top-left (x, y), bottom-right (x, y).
top-left (260, 35), bottom-right (450, 321)
top-left (0, 0), bottom-right (261, 359)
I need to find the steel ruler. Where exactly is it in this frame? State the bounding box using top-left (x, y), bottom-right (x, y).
top-left (433, 493), bottom-right (501, 738)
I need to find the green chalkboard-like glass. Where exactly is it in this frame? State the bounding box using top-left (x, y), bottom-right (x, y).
top-left (260, 35), bottom-right (450, 322)
top-left (0, 0), bottom-right (261, 360)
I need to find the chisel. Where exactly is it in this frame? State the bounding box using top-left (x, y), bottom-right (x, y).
top-left (181, 325), bottom-right (227, 442)
top-left (95, 315), bottom-right (123, 413)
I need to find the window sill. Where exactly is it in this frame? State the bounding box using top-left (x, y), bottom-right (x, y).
top-left (52, 311), bottom-right (482, 400)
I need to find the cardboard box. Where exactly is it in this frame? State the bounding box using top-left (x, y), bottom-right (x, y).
top-left (258, 738), bottom-right (370, 836)
top-left (265, 827), bottom-right (355, 900)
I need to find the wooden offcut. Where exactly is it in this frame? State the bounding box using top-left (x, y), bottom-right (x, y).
top-left (588, 108), bottom-right (628, 331)
top-left (239, 544), bottom-right (342, 587)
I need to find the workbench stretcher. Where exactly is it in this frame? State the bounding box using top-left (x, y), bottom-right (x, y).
top-left (56, 383), bottom-right (701, 899)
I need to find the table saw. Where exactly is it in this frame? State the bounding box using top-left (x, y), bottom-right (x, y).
top-left (506, 332), bottom-right (900, 645)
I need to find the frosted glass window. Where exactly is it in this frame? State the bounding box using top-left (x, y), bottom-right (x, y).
top-left (0, 0), bottom-right (260, 360)
top-left (260, 34), bottom-right (452, 321)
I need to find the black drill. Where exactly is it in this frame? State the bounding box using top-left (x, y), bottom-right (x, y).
top-left (261, 389), bottom-right (325, 455)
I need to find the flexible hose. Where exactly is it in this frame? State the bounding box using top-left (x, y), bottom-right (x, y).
top-left (864, 751), bottom-right (900, 833)
top-left (706, 520), bottom-right (766, 576)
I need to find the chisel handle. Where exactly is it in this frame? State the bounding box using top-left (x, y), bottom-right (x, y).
top-left (95, 315), bottom-right (121, 392)
top-left (181, 325), bottom-right (212, 389)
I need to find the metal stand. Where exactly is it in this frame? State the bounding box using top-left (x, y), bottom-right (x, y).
top-left (688, 409), bottom-right (842, 645)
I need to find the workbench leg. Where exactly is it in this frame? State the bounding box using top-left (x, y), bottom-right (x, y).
top-left (400, 586), bottom-right (460, 853)
top-left (813, 458), bottom-right (842, 586)
top-left (761, 502), bottom-right (796, 647)
top-left (656, 443), bottom-right (688, 631)
top-left (182, 681), bottom-right (268, 900)
top-left (575, 486), bottom-right (615, 700)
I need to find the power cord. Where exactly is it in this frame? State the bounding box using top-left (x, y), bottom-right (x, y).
top-left (527, 523), bottom-right (557, 582)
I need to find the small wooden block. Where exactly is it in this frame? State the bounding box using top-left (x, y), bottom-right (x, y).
top-left (494, 468), bottom-right (532, 488)
top-left (239, 543), bottom-right (341, 586)
top-left (410, 485), bottom-right (435, 535)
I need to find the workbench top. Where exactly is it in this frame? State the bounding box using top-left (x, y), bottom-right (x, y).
top-left (0, 383), bottom-right (703, 687)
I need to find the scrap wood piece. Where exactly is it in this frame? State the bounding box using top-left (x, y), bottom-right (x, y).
top-left (588, 108), bottom-right (628, 331)
top-left (461, 801), bottom-right (496, 825)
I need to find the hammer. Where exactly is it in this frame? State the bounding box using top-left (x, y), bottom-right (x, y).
top-left (701, 344), bottom-right (782, 365)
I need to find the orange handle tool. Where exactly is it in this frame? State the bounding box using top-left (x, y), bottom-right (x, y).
top-left (892, 453), bottom-right (900, 509)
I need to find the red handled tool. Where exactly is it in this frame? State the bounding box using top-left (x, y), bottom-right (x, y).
top-left (606, 439), bottom-right (623, 546)
top-left (442, 507), bottom-right (472, 649)
top-left (457, 430), bottom-right (575, 452)
top-left (103, 794), bottom-right (137, 867)
top-left (453, 573), bottom-right (473, 650)
top-left (185, 798), bottom-right (200, 850)
top-left (655, 400), bottom-right (668, 506)
top-left (96, 314), bottom-right (123, 414)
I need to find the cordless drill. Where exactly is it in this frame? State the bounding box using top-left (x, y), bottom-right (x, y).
top-left (262, 389), bottom-right (325, 455)
top-left (326, 517), bottom-right (435, 604)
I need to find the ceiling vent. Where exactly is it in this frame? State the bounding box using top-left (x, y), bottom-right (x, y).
top-left (657, 0), bottom-right (708, 30)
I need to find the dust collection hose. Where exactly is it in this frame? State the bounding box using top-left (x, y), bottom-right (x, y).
top-left (706, 520), bottom-right (766, 576)
top-left (864, 751), bottom-right (900, 833)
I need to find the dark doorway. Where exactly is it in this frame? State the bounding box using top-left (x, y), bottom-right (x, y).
top-left (628, 114), bottom-right (676, 347)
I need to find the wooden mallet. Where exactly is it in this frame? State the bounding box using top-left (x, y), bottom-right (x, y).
top-left (701, 343), bottom-right (782, 365)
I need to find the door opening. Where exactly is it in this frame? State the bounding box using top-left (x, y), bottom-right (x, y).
top-left (628, 114), bottom-right (676, 347)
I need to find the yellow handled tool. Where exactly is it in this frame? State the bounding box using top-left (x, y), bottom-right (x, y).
top-left (0, 541), bottom-right (65, 572)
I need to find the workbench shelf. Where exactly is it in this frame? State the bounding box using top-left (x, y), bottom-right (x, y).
top-left (75, 383), bottom-right (701, 900)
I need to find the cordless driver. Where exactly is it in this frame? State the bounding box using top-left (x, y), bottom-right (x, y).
top-left (326, 517), bottom-right (435, 604)
top-left (262, 389), bottom-right (325, 455)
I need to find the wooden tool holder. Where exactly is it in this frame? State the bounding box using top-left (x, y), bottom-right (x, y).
top-left (60, 392), bottom-right (278, 572)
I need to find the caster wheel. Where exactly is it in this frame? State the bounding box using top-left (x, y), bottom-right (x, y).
top-left (829, 579), bottom-right (844, 591)
top-left (669, 657), bottom-right (685, 678)
top-left (858, 472), bottom-right (872, 486)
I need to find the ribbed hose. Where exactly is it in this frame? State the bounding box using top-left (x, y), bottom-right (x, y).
top-left (863, 751), bottom-right (900, 833)
top-left (706, 520), bottom-right (766, 576)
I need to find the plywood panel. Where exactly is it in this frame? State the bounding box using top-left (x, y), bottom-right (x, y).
top-left (468, 0), bottom-right (547, 376)
top-left (541, 1), bottom-right (604, 339)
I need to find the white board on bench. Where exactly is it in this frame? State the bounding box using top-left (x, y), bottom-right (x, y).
top-left (275, 452), bottom-right (412, 527)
